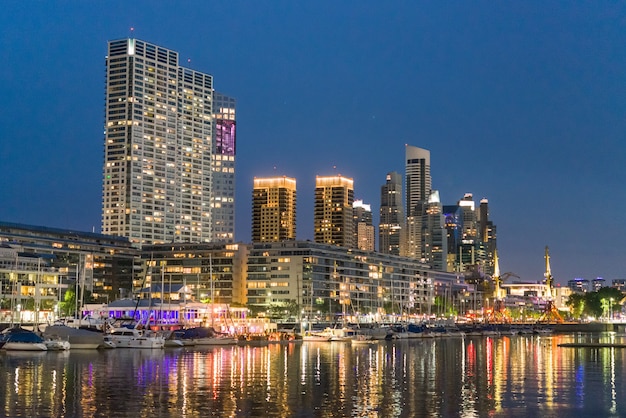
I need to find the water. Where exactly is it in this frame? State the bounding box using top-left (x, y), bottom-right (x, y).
top-left (1, 333), bottom-right (626, 417)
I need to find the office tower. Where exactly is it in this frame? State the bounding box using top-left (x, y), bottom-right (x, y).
top-left (314, 175), bottom-right (354, 248)
top-left (404, 145), bottom-right (432, 259)
top-left (457, 193), bottom-right (479, 273)
top-left (353, 200), bottom-right (375, 251)
top-left (212, 93), bottom-right (237, 243)
top-left (422, 190), bottom-right (448, 271)
top-left (445, 193), bottom-right (497, 279)
top-left (379, 172), bottom-right (404, 255)
top-left (102, 39), bottom-right (233, 245)
top-left (443, 204), bottom-right (461, 272)
top-left (478, 198), bottom-right (497, 275)
top-left (252, 176), bottom-right (297, 242)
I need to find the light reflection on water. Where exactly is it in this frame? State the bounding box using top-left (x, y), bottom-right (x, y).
top-left (1, 334), bottom-right (626, 417)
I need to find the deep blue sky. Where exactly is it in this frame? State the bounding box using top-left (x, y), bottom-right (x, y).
top-left (1, 1), bottom-right (625, 285)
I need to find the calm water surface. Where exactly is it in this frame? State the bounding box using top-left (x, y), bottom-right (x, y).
top-left (1, 333), bottom-right (626, 417)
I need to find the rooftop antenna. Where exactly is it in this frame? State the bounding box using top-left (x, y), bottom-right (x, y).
top-left (129, 27), bottom-right (135, 37)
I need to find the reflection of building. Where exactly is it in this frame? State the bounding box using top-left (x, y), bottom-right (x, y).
top-left (379, 172), bottom-right (403, 255)
top-left (101, 38), bottom-right (234, 245)
top-left (314, 176), bottom-right (354, 248)
top-left (0, 222), bottom-right (139, 304)
top-left (404, 145), bottom-right (431, 259)
top-left (252, 177), bottom-right (297, 243)
top-left (353, 200), bottom-right (375, 251)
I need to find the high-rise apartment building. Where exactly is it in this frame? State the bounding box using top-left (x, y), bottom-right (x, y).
top-left (314, 175), bottom-right (354, 248)
top-left (251, 177), bottom-right (297, 242)
top-left (353, 200), bottom-right (375, 251)
top-left (404, 145), bottom-right (432, 259)
top-left (379, 172), bottom-right (404, 255)
top-left (212, 93), bottom-right (237, 243)
top-left (101, 38), bottom-right (234, 245)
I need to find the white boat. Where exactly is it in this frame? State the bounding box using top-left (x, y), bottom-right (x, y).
top-left (163, 331), bottom-right (185, 347)
top-left (44, 337), bottom-right (71, 351)
top-left (327, 327), bottom-right (359, 342)
top-left (302, 330), bottom-right (332, 342)
top-left (43, 324), bottom-right (104, 349)
top-left (107, 327), bottom-right (165, 349)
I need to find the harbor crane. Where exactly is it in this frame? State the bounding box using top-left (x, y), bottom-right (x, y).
top-left (538, 246), bottom-right (564, 323)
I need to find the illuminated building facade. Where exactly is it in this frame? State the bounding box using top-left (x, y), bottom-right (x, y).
top-left (422, 191), bottom-right (447, 271)
top-left (0, 222), bottom-right (139, 304)
top-left (140, 242), bottom-right (248, 306)
top-left (314, 175), bottom-right (355, 248)
top-left (246, 241), bottom-right (461, 317)
top-left (379, 172), bottom-right (404, 255)
top-left (102, 38), bottom-right (234, 245)
top-left (0, 245), bottom-right (62, 323)
top-left (404, 145), bottom-right (431, 259)
top-left (252, 177), bottom-right (297, 242)
top-left (212, 93), bottom-right (237, 243)
top-left (353, 200), bottom-right (375, 251)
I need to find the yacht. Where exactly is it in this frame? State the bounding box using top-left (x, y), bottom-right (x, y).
top-left (107, 327), bottom-right (165, 349)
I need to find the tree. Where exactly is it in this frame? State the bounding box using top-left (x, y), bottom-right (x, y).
top-left (566, 293), bottom-right (585, 319)
top-left (59, 289), bottom-right (77, 317)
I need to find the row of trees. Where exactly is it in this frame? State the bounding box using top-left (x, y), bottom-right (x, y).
top-left (566, 287), bottom-right (623, 320)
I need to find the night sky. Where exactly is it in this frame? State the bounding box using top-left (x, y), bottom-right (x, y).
top-left (1, 1), bottom-right (625, 284)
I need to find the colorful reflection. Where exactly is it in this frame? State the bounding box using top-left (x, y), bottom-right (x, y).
top-left (1, 334), bottom-right (626, 416)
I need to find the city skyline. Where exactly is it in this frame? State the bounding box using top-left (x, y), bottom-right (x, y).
top-left (1, 2), bottom-right (625, 284)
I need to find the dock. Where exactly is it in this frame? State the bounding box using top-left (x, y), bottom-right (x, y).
top-left (558, 343), bottom-right (626, 348)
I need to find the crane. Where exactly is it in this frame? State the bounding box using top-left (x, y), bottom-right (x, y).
top-left (539, 246), bottom-right (563, 323)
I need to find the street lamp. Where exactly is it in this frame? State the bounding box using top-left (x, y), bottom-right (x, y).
top-left (610, 298), bottom-right (614, 322)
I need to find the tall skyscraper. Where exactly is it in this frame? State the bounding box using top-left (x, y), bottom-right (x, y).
top-left (478, 198), bottom-right (497, 275)
top-left (252, 176), bottom-right (297, 242)
top-left (421, 190), bottom-right (447, 271)
top-left (444, 193), bottom-right (497, 278)
top-left (314, 175), bottom-right (354, 248)
top-left (101, 38), bottom-right (234, 245)
top-left (379, 172), bottom-right (404, 255)
top-left (353, 200), bottom-right (375, 251)
top-left (212, 93), bottom-right (237, 243)
top-left (404, 145), bottom-right (432, 259)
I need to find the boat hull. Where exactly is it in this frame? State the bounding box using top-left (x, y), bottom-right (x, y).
top-left (43, 325), bottom-right (104, 350)
top-left (4, 342), bottom-right (47, 351)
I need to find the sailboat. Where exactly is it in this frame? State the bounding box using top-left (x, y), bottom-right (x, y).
top-left (2, 326), bottom-right (48, 351)
top-left (188, 255), bottom-right (237, 346)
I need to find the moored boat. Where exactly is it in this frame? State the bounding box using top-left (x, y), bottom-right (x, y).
top-left (2, 327), bottom-right (47, 351)
top-left (107, 327), bottom-right (165, 349)
top-left (43, 324), bottom-right (104, 349)
top-left (180, 327), bottom-right (237, 346)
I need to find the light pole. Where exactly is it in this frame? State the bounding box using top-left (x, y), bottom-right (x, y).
top-left (610, 298), bottom-right (614, 322)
